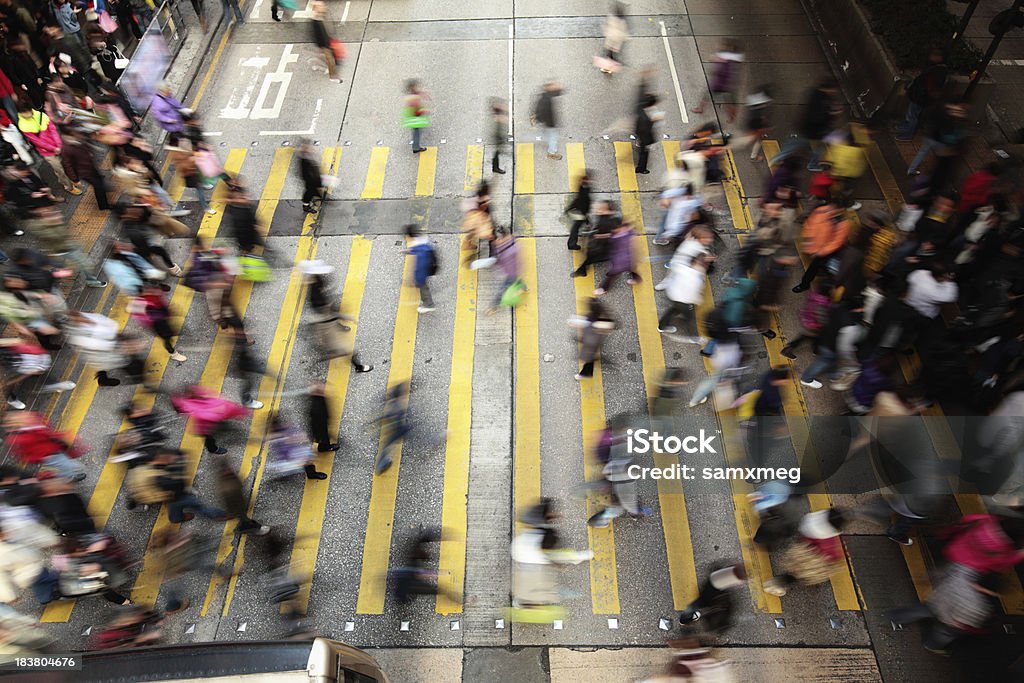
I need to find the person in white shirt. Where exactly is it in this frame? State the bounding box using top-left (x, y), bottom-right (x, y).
top-left (658, 253), bottom-right (711, 344)
top-left (905, 263), bottom-right (957, 319)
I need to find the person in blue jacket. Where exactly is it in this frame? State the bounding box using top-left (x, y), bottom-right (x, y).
top-left (404, 224), bottom-right (436, 313)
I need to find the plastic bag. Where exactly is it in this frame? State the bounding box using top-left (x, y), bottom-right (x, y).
top-left (195, 149), bottom-right (223, 179)
top-left (330, 38), bottom-right (346, 63)
top-left (238, 254), bottom-right (273, 282)
top-left (500, 279), bottom-right (526, 307)
top-left (98, 10), bottom-right (118, 33)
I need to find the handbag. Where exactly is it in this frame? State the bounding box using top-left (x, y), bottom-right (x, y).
top-left (98, 10), bottom-right (118, 33)
top-left (330, 38), bottom-right (346, 63)
top-left (500, 279), bottom-right (526, 307)
top-left (238, 254), bottom-right (273, 282)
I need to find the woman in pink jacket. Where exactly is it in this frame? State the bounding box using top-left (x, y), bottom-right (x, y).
top-left (15, 101), bottom-right (80, 195)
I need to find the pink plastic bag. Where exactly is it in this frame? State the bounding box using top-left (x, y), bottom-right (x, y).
top-left (98, 10), bottom-right (118, 33)
top-left (195, 149), bottom-right (223, 178)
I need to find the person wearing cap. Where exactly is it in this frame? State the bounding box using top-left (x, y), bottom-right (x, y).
top-left (763, 508), bottom-right (849, 597)
top-left (678, 562), bottom-right (747, 631)
top-left (404, 224), bottom-right (437, 313)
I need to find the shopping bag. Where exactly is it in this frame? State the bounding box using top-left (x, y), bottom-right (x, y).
top-left (195, 149), bottom-right (223, 179)
top-left (238, 254), bottom-right (273, 282)
top-left (500, 279), bottom-right (526, 307)
top-left (330, 38), bottom-right (347, 63)
top-left (98, 10), bottom-right (118, 33)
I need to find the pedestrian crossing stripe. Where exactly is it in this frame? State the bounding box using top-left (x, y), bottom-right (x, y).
top-left (36, 139), bottom-right (1019, 628)
top-left (415, 147), bottom-right (438, 197)
top-left (362, 147), bottom-right (388, 200)
top-left (516, 143), bottom-right (535, 195)
top-left (721, 147), bottom-right (862, 612)
top-left (616, 141), bottom-right (700, 611)
top-left (39, 148), bottom-right (248, 624)
top-left (136, 147), bottom-right (298, 610)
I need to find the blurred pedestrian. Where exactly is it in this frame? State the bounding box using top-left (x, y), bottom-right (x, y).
top-left (571, 199), bottom-right (615, 277)
top-left (692, 40), bottom-right (744, 123)
top-left (658, 252), bottom-right (709, 343)
top-left (489, 98), bottom-right (508, 175)
top-left (770, 78), bottom-right (840, 171)
top-left (402, 79), bottom-right (431, 154)
top-left (216, 458), bottom-right (270, 536)
top-left (634, 94), bottom-right (659, 174)
top-left (170, 386), bottom-right (249, 455)
top-left (302, 259), bottom-right (373, 371)
top-left (531, 80), bottom-right (563, 160)
top-left (128, 283), bottom-right (187, 362)
top-left (566, 169), bottom-right (592, 251)
top-left (595, 220), bottom-right (640, 296)
top-left (572, 297), bottom-right (616, 380)
top-left (597, 2), bottom-right (628, 74)
top-left (15, 101), bottom-right (80, 195)
top-left (404, 223), bottom-right (438, 313)
top-left (268, 414), bottom-right (327, 480)
top-left (308, 382), bottom-right (338, 453)
top-left (59, 126), bottom-right (110, 209)
top-left (763, 508), bottom-right (849, 597)
top-left (896, 48), bottom-right (948, 141)
top-left (311, 0), bottom-right (341, 83)
top-left (150, 82), bottom-right (184, 134)
top-left (678, 563), bottom-right (747, 632)
top-left (374, 381), bottom-right (410, 475)
top-left (298, 139), bottom-right (324, 213)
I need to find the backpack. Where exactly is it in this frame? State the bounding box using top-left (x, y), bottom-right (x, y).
top-left (427, 247), bottom-right (440, 276)
top-left (721, 278), bottom-right (757, 329)
top-left (798, 290), bottom-right (832, 333)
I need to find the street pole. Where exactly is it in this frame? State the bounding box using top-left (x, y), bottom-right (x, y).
top-left (952, 0), bottom-right (981, 44)
top-left (965, 0), bottom-right (1024, 98)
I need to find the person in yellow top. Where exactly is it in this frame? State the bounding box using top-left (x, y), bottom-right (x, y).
top-left (825, 131), bottom-right (867, 211)
top-left (792, 200), bottom-right (851, 293)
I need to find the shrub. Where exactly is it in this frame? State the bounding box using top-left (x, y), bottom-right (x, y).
top-left (859, 0), bottom-right (984, 74)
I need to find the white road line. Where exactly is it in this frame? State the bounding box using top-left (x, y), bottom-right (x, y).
top-left (341, 0), bottom-right (350, 22)
top-left (258, 98), bottom-right (323, 135)
top-left (205, 131), bottom-right (224, 136)
top-left (659, 20), bottom-right (688, 125)
top-left (251, 0), bottom-right (263, 19)
top-left (508, 23), bottom-right (514, 123)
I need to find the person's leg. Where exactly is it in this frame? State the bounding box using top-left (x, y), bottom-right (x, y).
top-left (228, 0), bottom-right (245, 22)
top-left (45, 156), bottom-right (75, 191)
top-left (896, 101), bottom-right (923, 140)
top-left (690, 374), bottom-right (719, 406)
top-left (149, 245), bottom-right (176, 270)
top-left (800, 347), bottom-right (837, 383)
top-left (89, 174), bottom-right (111, 210)
top-left (304, 462), bottom-right (327, 480)
top-left (907, 138), bottom-right (937, 175)
top-left (204, 434), bottom-right (221, 453)
top-left (418, 282), bottom-right (434, 308)
top-left (635, 144), bottom-right (649, 173)
top-left (888, 601), bottom-right (934, 626)
top-left (578, 360), bottom-right (594, 378)
top-left (546, 127), bottom-right (558, 156)
top-left (568, 218), bottom-right (585, 250)
top-left (658, 301), bottom-right (684, 330)
top-left (154, 320), bottom-right (176, 354)
top-left (43, 453), bottom-right (86, 481)
top-left (597, 271), bottom-right (619, 293)
top-left (194, 184), bottom-right (210, 213)
top-left (795, 255), bottom-right (825, 291)
top-left (492, 149), bottom-right (503, 174)
top-left (321, 48), bottom-right (337, 79)
top-left (411, 126), bottom-right (422, 151)
top-left (64, 244), bottom-right (105, 285)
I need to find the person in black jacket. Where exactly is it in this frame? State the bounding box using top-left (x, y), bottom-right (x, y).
top-left (769, 79), bottom-right (839, 171)
top-left (566, 169), bottom-right (591, 251)
top-left (298, 139), bottom-right (322, 213)
top-left (231, 327), bottom-right (264, 410)
top-left (571, 199), bottom-right (616, 277)
top-left (224, 182), bottom-right (267, 256)
top-left (634, 94), bottom-right (657, 174)
top-left (307, 382), bottom-right (337, 452)
top-left (896, 49), bottom-right (948, 141)
top-left (532, 80), bottom-right (563, 160)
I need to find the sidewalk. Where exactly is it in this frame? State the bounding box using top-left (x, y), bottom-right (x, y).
top-left (955, 0), bottom-right (1024, 140)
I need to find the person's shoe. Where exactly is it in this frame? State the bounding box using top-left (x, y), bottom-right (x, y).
top-left (593, 287), bottom-right (606, 297)
top-left (252, 525), bottom-right (271, 536)
top-left (202, 183), bottom-right (215, 190)
top-left (98, 374), bottom-right (121, 388)
top-left (652, 238), bottom-right (670, 246)
top-left (780, 347), bottom-right (796, 360)
top-left (170, 351), bottom-right (187, 362)
top-left (688, 396), bottom-right (708, 408)
top-left (413, 147), bottom-right (427, 154)
top-left (71, 472), bottom-right (87, 482)
top-left (636, 168), bottom-right (650, 175)
top-left (166, 599), bottom-right (190, 614)
top-left (762, 329), bottom-right (777, 340)
top-left (493, 167), bottom-right (506, 175)
top-left (626, 278), bottom-right (639, 285)
top-left (12, 229), bottom-right (24, 236)
top-left (850, 202), bottom-right (862, 211)
top-left (801, 379), bottom-right (823, 389)
top-left (806, 165), bottom-right (823, 173)
top-left (329, 78), bottom-right (342, 84)
top-left (308, 469), bottom-right (328, 480)
top-left (574, 373), bottom-right (587, 381)
top-left (571, 270), bottom-right (585, 278)
top-left (318, 443), bottom-right (340, 452)
top-left (907, 169), bottom-right (921, 176)
top-left (86, 278), bottom-right (107, 288)
top-left (630, 506), bottom-right (653, 518)
top-left (45, 381), bottom-right (76, 392)
top-left (417, 305), bottom-right (435, 313)
top-left (375, 456), bottom-right (393, 475)
top-left (887, 532), bottom-right (914, 546)
top-left (547, 153), bottom-right (562, 160)
top-left (355, 363), bottom-right (374, 373)
top-left (204, 208), bottom-right (217, 215)
top-left (181, 512), bottom-right (196, 522)
top-left (166, 209), bottom-right (190, 217)
top-left (659, 326), bottom-right (678, 334)
top-left (67, 185), bottom-right (83, 195)
top-left (679, 609), bottom-right (702, 625)
top-left (132, 504), bottom-right (150, 513)
top-left (763, 578), bottom-right (788, 597)
top-left (168, 264), bottom-right (183, 277)
top-left (272, 12), bottom-right (281, 21)
top-left (209, 447), bottom-right (228, 455)
top-left (700, 348), bottom-right (713, 358)
top-left (244, 399), bottom-right (264, 410)
top-left (6, 398), bottom-right (25, 410)
top-left (792, 284), bottom-right (809, 294)
top-left (567, 244), bottom-right (581, 251)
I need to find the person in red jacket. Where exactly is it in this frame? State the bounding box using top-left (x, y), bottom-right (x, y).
top-left (15, 101), bottom-right (80, 195)
top-left (957, 162), bottom-right (999, 217)
top-left (2, 411), bottom-right (86, 481)
top-left (0, 67), bottom-right (17, 124)
top-left (943, 513), bottom-right (1024, 575)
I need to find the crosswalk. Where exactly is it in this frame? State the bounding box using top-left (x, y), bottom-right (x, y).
top-left (31, 138), bottom-right (1024, 638)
